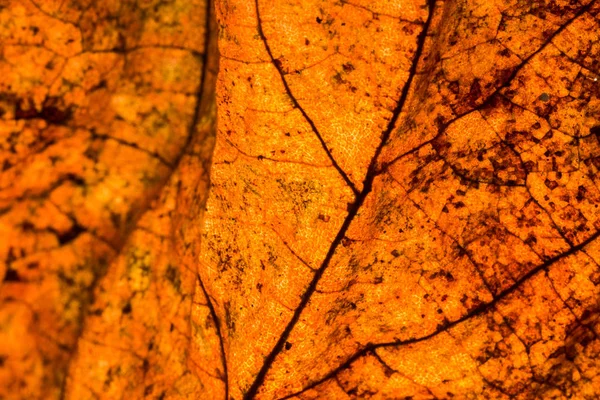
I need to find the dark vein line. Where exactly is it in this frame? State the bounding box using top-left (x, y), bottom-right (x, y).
top-left (225, 138), bottom-right (333, 168)
top-left (244, 1), bottom-right (437, 397)
top-left (545, 270), bottom-right (600, 342)
top-left (275, 2), bottom-right (600, 397)
top-left (378, 137), bottom-right (435, 174)
top-left (190, 357), bottom-right (228, 381)
top-left (92, 133), bottom-right (174, 168)
top-left (197, 273), bottom-right (229, 399)
top-left (282, 228), bottom-right (600, 398)
top-left (271, 228), bottom-right (317, 272)
top-left (381, 0), bottom-right (597, 173)
top-left (340, 0), bottom-right (425, 24)
top-left (254, 2), bottom-right (360, 197)
top-left (370, 349), bottom-right (397, 375)
top-left (454, 0), bottom-right (597, 120)
top-left (422, 224), bottom-right (595, 325)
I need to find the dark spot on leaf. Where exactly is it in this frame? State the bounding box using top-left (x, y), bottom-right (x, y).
top-left (57, 223), bottom-right (86, 245)
top-left (545, 179), bottom-right (559, 190)
top-left (524, 234), bottom-right (537, 245)
top-left (64, 173), bottom-right (86, 186)
top-left (122, 302), bottom-right (132, 314)
top-left (524, 161), bottom-right (536, 172)
top-left (14, 97), bottom-right (73, 125)
top-left (467, 79), bottom-right (482, 106)
top-left (576, 185), bottom-right (587, 201)
top-left (20, 221), bottom-right (34, 231)
top-left (144, 385), bottom-right (153, 396)
top-left (4, 267), bottom-right (21, 282)
top-left (448, 81), bottom-right (459, 95)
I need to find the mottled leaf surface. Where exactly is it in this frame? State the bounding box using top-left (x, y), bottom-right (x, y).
top-left (0, 0), bottom-right (218, 398)
top-left (206, 0), bottom-right (600, 398)
top-left (3, 0), bottom-right (600, 399)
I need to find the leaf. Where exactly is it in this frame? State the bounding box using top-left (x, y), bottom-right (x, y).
top-left (0, 0), bottom-right (218, 398)
top-left (204, 0), bottom-right (600, 398)
top-left (3, 0), bottom-right (600, 399)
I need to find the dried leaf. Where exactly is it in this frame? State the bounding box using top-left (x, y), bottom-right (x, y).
top-left (0, 0), bottom-right (217, 398)
top-left (206, 0), bottom-right (600, 398)
top-left (3, 0), bottom-right (600, 399)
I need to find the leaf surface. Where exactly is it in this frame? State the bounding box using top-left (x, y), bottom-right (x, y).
top-left (206, 0), bottom-right (600, 398)
top-left (0, 0), bottom-right (218, 398)
top-left (3, 0), bottom-right (600, 399)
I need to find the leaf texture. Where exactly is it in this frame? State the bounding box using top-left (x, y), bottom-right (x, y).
top-left (2, 0), bottom-right (600, 399)
top-left (0, 0), bottom-right (218, 398)
top-left (205, 0), bottom-right (600, 398)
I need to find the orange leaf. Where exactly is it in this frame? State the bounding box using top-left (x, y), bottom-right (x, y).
top-left (3, 0), bottom-right (600, 399)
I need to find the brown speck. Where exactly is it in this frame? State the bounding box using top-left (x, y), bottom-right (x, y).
top-left (545, 179), bottom-right (559, 190)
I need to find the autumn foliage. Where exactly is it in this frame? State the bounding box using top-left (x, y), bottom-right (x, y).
top-left (2, 0), bottom-right (600, 399)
